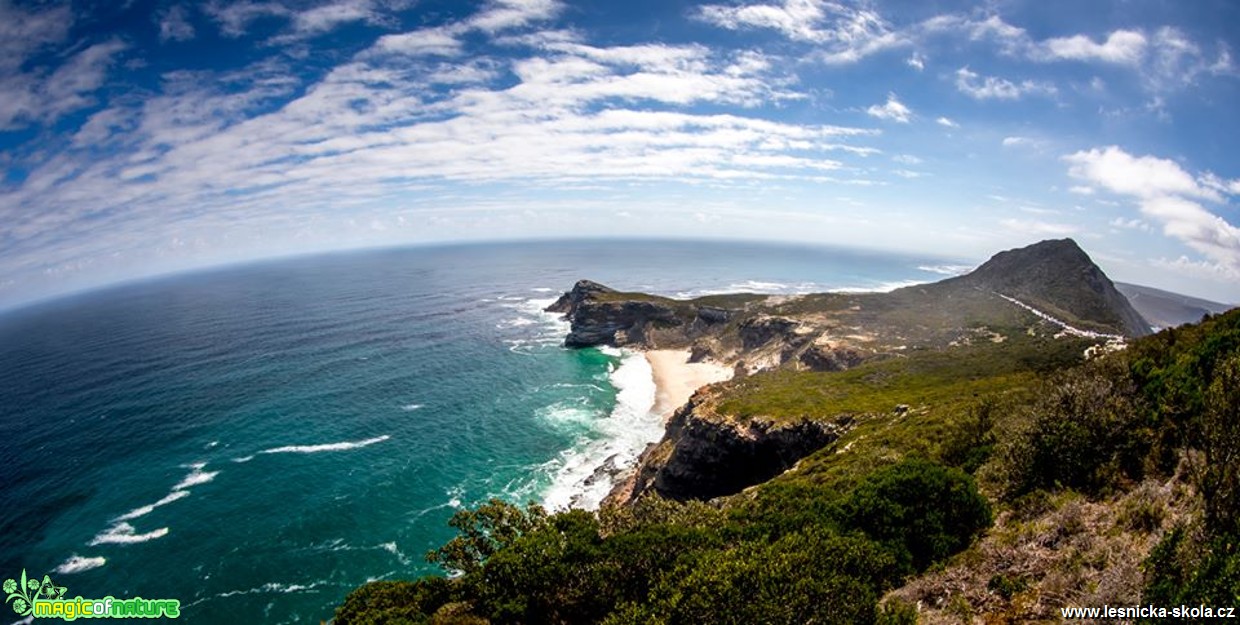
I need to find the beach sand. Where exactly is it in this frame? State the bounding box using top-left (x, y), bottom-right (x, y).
top-left (645, 349), bottom-right (733, 419)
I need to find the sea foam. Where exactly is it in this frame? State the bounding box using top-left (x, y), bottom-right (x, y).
top-left (540, 348), bottom-right (658, 511)
top-left (259, 435), bottom-right (391, 455)
top-left (54, 555), bottom-right (107, 574)
top-left (89, 522), bottom-right (169, 546)
top-left (172, 463), bottom-right (219, 490)
top-left (114, 489), bottom-right (191, 521)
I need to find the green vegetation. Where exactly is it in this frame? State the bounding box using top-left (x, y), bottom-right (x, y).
top-left (336, 309), bottom-right (1240, 624)
top-left (335, 460), bottom-right (989, 624)
top-left (717, 330), bottom-right (1087, 422)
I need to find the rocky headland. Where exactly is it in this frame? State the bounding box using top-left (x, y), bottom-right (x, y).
top-left (545, 238), bottom-right (1151, 506)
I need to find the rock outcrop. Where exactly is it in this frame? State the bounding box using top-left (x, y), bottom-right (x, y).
top-left (616, 387), bottom-right (852, 504)
top-left (545, 280), bottom-right (692, 348)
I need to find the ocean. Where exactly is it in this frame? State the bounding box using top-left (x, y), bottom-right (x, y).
top-left (0, 239), bottom-right (960, 624)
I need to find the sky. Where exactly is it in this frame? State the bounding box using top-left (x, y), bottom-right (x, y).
top-left (1, 0), bottom-right (1239, 308)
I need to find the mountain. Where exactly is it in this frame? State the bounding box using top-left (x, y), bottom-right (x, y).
top-left (1115, 282), bottom-right (1234, 330)
top-left (937, 238), bottom-right (1151, 337)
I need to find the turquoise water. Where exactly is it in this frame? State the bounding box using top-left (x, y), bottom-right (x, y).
top-left (0, 239), bottom-right (958, 623)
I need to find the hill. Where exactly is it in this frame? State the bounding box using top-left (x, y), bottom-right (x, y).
top-left (1115, 281), bottom-right (1233, 330)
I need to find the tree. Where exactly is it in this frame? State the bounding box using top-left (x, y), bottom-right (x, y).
top-left (427, 499), bottom-right (548, 576)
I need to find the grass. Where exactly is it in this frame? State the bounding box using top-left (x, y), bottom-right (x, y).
top-left (717, 331), bottom-right (1091, 422)
top-left (710, 332), bottom-right (1096, 498)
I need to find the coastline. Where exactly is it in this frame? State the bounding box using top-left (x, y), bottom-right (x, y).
top-left (644, 349), bottom-right (733, 419)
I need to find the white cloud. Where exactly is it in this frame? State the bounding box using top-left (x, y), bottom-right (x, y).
top-left (206, 0), bottom-right (414, 42)
top-left (892, 154), bottom-right (921, 165)
top-left (935, 116), bottom-right (959, 128)
top-left (1063, 146), bottom-right (1215, 200)
top-left (1000, 218), bottom-right (1078, 236)
top-left (1110, 217), bottom-right (1151, 232)
top-left (1065, 146), bottom-right (1240, 279)
top-left (288, 0), bottom-right (391, 36)
top-left (0, 1), bottom-right (72, 72)
top-left (1002, 136), bottom-right (1035, 148)
top-left (865, 92), bottom-right (911, 123)
top-left (954, 67), bottom-right (1055, 100)
top-left (1068, 185), bottom-right (1095, 195)
top-left (1039, 30), bottom-right (1146, 64)
top-left (0, 1), bottom-right (889, 301)
top-left (204, 1), bottom-right (290, 37)
top-left (0, 39), bottom-right (128, 130)
top-left (696, 0), bottom-right (904, 64)
top-left (906, 51), bottom-right (925, 70)
top-left (469, 0), bottom-right (561, 33)
top-left (1146, 26), bottom-right (1235, 91)
top-left (370, 28), bottom-right (464, 57)
top-left (1200, 172), bottom-right (1240, 196)
top-left (925, 15), bottom-right (1229, 95)
top-left (158, 5), bottom-right (197, 42)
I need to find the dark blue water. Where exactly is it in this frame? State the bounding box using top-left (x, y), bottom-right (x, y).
top-left (0, 239), bottom-right (958, 623)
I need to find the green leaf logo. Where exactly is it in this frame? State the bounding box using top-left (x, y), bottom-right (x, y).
top-left (4, 570), bottom-right (65, 616)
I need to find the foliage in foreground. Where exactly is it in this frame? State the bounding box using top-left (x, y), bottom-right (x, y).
top-left (336, 309), bottom-right (1240, 624)
top-left (335, 460), bottom-right (989, 625)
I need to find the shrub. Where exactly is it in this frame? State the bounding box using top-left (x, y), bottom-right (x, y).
top-left (983, 358), bottom-right (1145, 500)
top-left (938, 397), bottom-right (1000, 474)
top-left (427, 499), bottom-right (548, 576)
top-left (841, 458), bottom-right (992, 573)
top-left (615, 528), bottom-right (899, 625)
top-left (334, 578), bottom-right (456, 625)
top-left (875, 598), bottom-right (918, 625)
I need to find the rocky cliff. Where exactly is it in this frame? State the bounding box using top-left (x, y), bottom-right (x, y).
top-left (548, 238), bottom-right (1151, 504)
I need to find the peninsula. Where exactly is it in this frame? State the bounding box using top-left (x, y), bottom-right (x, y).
top-left (335, 238), bottom-right (1239, 624)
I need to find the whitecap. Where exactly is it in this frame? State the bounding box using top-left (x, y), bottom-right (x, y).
top-left (540, 348), bottom-right (658, 511)
top-left (172, 464), bottom-right (219, 490)
top-left (258, 435), bottom-right (390, 455)
top-left (89, 522), bottom-right (169, 546)
top-left (54, 555), bottom-right (106, 574)
top-left (232, 455), bottom-right (255, 463)
top-left (379, 542), bottom-right (412, 565)
top-left (114, 490), bottom-right (191, 521)
top-left (400, 404), bottom-right (424, 412)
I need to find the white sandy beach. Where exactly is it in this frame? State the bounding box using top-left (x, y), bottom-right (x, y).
top-left (645, 349), bottom-right (733, 419)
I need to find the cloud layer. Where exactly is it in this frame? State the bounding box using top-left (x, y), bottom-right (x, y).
top-left (0, 0), bottom-right (1237, 306)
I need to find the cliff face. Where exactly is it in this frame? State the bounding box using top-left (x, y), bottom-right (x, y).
top-left (619, 387), bottom-right (853, 503)
top-left (545, 280), bottom-right (751, 350)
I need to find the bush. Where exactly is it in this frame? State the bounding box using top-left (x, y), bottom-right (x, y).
top-left (614, 528), bottom-right (899, 625)
top-left (841, 458), bottom-right (992, 573)
top-left (938, 397), bottom-right (1000, 474)
top-left (984, 358), bottom-right (1146, 499)
top-left (334, 578), bottom-right (456, 625)
top-left (875, 597), bottom-right (918, 625)
top-left (1144, 528), bottom-right (1240, 611)
top-left (470, 509), bottom-right (610, 624)
top-left (1197, 354), bottom-right (1240, 537)
top-left (427, 499), bottom-right (548, 576)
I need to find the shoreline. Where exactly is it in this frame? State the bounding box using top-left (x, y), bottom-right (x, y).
top-left (644, 349), bottom-right (733, 420)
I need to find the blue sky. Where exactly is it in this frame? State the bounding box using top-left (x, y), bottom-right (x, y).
top-left (1, 0), bottom-right (1238, 308)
